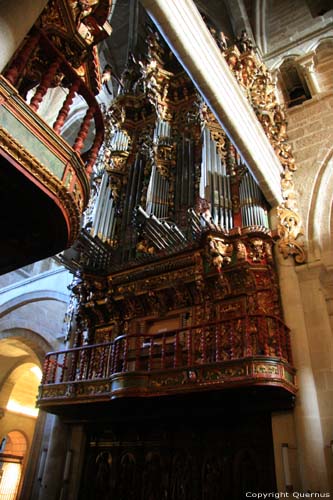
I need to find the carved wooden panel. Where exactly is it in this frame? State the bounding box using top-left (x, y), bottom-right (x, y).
top-left (80, 412), bottom-right (276, 499)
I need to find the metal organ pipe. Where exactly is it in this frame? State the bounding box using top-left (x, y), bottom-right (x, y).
top-left (101, 193), bottom-right (113, 241)
top-left (110, 130), bottom-right (129, 151)
top-left (200, 126), bottom-right (233, 230)
top-left (91, 172), bottom-right (108, 238)
top-left (146, 164), bottom-right (155, 215)
top-left (240, 172), bottom-right (269, 228)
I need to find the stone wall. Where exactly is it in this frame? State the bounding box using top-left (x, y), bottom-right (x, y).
top-left (266, 0), bottom-right (333, 56)
top-left (286, 91), bottom-right (333, 258)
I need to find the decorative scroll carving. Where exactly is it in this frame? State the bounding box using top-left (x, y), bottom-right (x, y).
top-left (224, 41), bottom-right (305, 263)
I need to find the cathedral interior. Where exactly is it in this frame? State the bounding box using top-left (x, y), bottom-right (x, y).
top-left (0, 0), bottom-right (333, 498)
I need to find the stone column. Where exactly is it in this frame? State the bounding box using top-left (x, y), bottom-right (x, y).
top-left (296, 262), bottom-right (333, 494)
top-left (276, 252), bottom-right (329, 492)
top-left (0, 0), bottom-right (48, 72)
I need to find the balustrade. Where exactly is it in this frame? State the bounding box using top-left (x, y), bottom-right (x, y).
top-left (41, 315), bottom-right (293, 386)
top-left (3, 29), bottom-right (104, 177)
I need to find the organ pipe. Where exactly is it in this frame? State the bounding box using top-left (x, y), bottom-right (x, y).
top-left (240, 172), bottom-right (269, 228)
top-left (90, 171), bottom-right (117, 243)
top-left (146, 163), bottom-right (169, 219)
top-left (200, 126), bottom-right (233, 230)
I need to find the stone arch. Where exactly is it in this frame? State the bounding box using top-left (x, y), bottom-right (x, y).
top-left (306, 138), bottom-right (333, 265)
top-left (0, 360), bottom-right (41, 408)
top-left (0, 329), bottom-right (53, 366)
top-left (0, 290), bottom-right (68, 319)
top-left (307, 35), bottom-right (333, 54)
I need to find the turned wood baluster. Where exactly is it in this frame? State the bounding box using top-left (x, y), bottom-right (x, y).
top-left (59, 353), bottom-right (67, 383)
top-left (50, 356), bottom-right (57, 383)
top-left (135, 336), bottom-right (141, 371)
top-left (187, 330), bottom-right (192, 366)
top-left (53, 78), bottom-right (81, 133)
top-left (87, 350), bottom-right (93, 379)
top-left (110, 343), bottom-right (116, 374)
top-left (161, 335), bottom-right (166, 369)
top-left (80, 349), bottom-right (88, 380)
top-left (229, 321), bottom-right (234, 360)
top-left (123, 337), bottom-right (129, 372)
top-left (243, 316), bottom-right (248, 356)
top-left (84, 348), bottom-right (91, 379)
top-left (30, 59), bottom-right (61, 112)
top-left (42, 356), bottom-right (50, 384)
top-left (174, 333), bottom-right (179, 368)
top-left (86, 130), bottom-right (103, 177)
top-left (215, 325), bottom-right (221, 362)
top-left (200, 329), bottom-right (207, 364)
top-left (4, 33), bottom-right (41, 86)
top-left (68, 351), bottom-right (77, 381)
top-left (96, 347), bottom-right (103, 378)
top-left (148, 337), bottom-right (154, 371)
top-left (73, 105), bottom-right (95, 154)
top-left (106, 344), bottom-right (112, 377)
top-left (114, 341), bottom-right (121, 373)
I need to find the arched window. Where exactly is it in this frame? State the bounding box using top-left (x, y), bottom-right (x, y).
top-left (0, 431), bottom-right (27, 500)
top-left (279, 58), bottom-right (311, 107)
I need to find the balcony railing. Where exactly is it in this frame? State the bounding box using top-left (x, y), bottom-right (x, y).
top-left (3, 28), bottom-right (104, 176)
top-left (38, 315), bottom-right (296, 406)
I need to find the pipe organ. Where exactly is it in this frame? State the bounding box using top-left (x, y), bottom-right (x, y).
top-left (52, 28), bottom-right (295, 402)
top-left (38, 23), bottom-right (297, 500)
top-left (64, 28), bottom-right (272, 269)
top-left (82, 103), bottom-right (270, 266)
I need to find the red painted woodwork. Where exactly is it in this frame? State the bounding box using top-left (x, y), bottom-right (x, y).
top-left (3, 28), bottom-right (104, 178)
top-left (41, 314), bottom-right (293, 386)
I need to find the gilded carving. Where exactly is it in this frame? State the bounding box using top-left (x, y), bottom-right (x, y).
top-left (248, 238), bottom-right (265, 263)
top-left (207, 236), bottom-right (233, 271)
top-left (219, 37), bottom-right (306, 263)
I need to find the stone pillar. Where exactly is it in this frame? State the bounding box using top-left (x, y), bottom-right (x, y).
top-left (19, 410), bottom-right (48, 500)
top-left (296, 262), bottom-right (333, 494)
top-left (0, 0), bottom-right (47, 72)
top-left (298, 54), bottom-right (321, 97)
top-left (38, 416), bottom-right (69, 500)
top-left (276, 252), bottom-right (329, 492)
top-left (63, 425), bottom-right (87, 500)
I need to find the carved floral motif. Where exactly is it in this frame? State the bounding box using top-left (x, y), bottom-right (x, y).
top-left (220, 41), bottom-right (306, 263)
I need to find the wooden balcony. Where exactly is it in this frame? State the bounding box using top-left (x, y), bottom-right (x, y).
top-left (0, 29), bottom-right (104, 273)
top-left (38, 314), bottom-right (296, 412)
